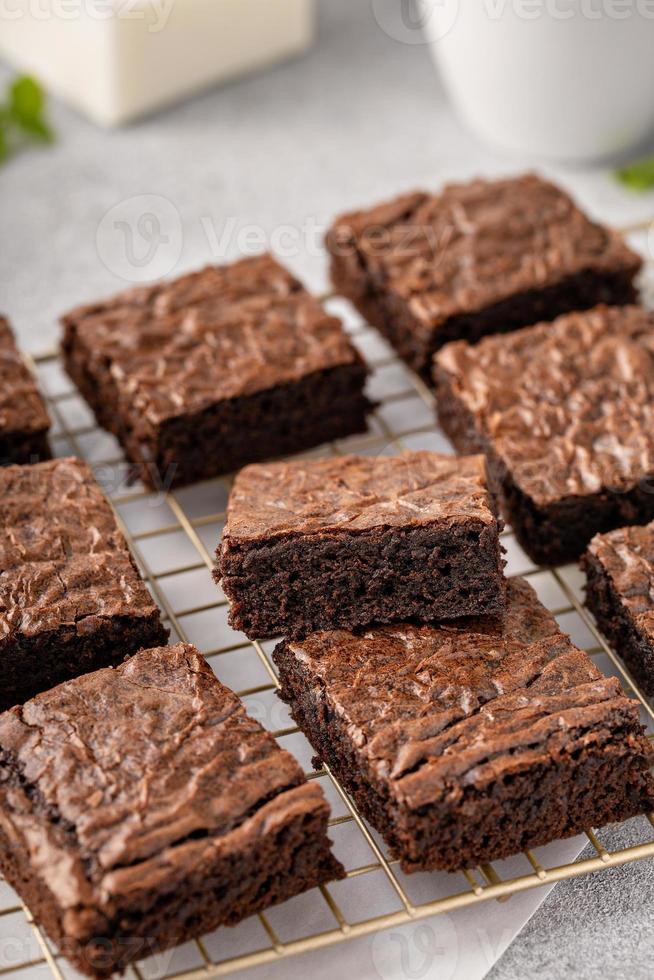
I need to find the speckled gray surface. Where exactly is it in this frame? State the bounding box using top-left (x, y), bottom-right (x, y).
top-left (489, 818), bottom-right (654, 980)
top-left (3, 0), bottom-right (654, 356)
top-left (2, 2), bottom-right (654, 978)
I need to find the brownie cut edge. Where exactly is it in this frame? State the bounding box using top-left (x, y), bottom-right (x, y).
top-left (583, 522), bottom-right (654, 697)
top-left (217, 450), bottom-right (505, 639)
top-left (0, 644), bottom-right (344, 978)
top-left (434, 304), bottom-right (654, 566)
top-left (61, 254), bottom-right (372, 489)
top-left (326, 174), bottom-right (641, 378)
top-left (0, 315), bottom-right (51, 465)
top-left (0, 457), bottom-right (168, 710)
top-left (273, 577), bottom-right (654, 873)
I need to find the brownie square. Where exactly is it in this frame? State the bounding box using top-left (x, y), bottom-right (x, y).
top-left (0, 643), bottom-right (344, 978)
top-left (217, 450), bottom-right (505, 639)
top-left (326, 174), bottom-right (641, 377)
top-left (434, 305), bottom-right (654, 566)
top-left (0, 316), bottom-right (50, 464)
top-left (584, 522), bottom-right (654, 696)
top-left (274, 578), bottom-right (654, 873)
top-left (0, 457), bottom-right (168, 710)
top-left (62, 254), bottom-right (372, 489)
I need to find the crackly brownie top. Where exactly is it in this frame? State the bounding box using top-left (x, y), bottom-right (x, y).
top-left (280, 578), bottom-right (645, 811)
top-left (327, 174), bottom-right (641, 328)
top-left (435, 305), bottom-right (654, 507)
top-left (327, 174), bottom-right (640, 327)
top-left (587, 522), bottom-right (654, 644)
top-left (0, 644), bottom-right (328, 923)
top-left (62, 254), bottom-right (363, 424)
top-left (0, 316), bottom-right (50, 437)
top-left (222, 450), bottom-right (496, 546)
top-left (0, 457), bottom-right (161, 637)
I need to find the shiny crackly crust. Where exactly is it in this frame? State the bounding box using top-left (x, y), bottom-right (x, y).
top-left (586, 522), bottom-right (654, 646)
top-left (326, 174), bottom-right (641, 327)
top-left (434, 305), bottom-right (654, 508)
top-left (0, 457), bottom-right (160, 637)
top-left (61, 253), bottom-right (364, 426)
top-left (222, 450), bottom-right (497, 545)
top-left (0, 316), bottom-right (50, 437)
top-left (276, 577), bottom-right (650, 809)
top-left (0, 644), bottom-right (339, 934)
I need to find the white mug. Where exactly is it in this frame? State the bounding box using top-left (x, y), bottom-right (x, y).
top-left (419, 0), bottom-right (654, 161)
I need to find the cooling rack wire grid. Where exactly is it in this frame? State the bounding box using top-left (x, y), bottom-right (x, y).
top-left (5, 217), bottom-right (654, 980)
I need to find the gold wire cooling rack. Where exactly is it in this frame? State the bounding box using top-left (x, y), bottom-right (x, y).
top-left (6, 235), bottom-right (654, 980)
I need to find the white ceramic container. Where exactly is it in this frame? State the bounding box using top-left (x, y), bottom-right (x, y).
top-left (0, 0), bottom-right (314, 126)
top-left (420, 0), bottom-right (654, 161)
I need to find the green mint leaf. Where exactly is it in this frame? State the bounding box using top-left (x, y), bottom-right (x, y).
top-left (0, 74), bottom-right (55, 163)
top-left (615, 156), bottom-right (654, 192)
top-left (9, 75), bottom-right (45, 122)
top-left (8, 75), bottom-right (54, 142)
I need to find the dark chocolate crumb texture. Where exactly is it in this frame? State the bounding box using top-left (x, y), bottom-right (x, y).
top-left (0, 457), bottom-right (168, 710)
top-left (326, 173), bottom-right (641, 377)
top-left (0, 644), bottom-right (344, 978)
top-left (0, 316), bottom-right (51, 465)
top-left (274, 578), bottom-right (654, 874)
top-left (62, 253), bottom-right (372, 489)
top-left (584, 521), bottom-right (654, 697)
top-left (218, 450), bottom-right (505, 639)
top-left (434, 304), bottom-right (654, 566)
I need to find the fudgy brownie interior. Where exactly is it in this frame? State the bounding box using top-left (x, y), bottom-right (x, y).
top-left (218, 451), bottom-right (505, 638)
top-left (274, 578), bottom-right (654, 872)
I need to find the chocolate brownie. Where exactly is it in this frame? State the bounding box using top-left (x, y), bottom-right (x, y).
top-left (0, 457), bottom-right (167, 711)
top-left (62, 254), bottom-right (372, 489)
top-left (584, 522), bottom-right (654, 697)
top-left (0, 644), bottom-right (344, 978)
top-left (326, 174), bottom-right (641, 377)
top-left (434, 305), bottom-right (654, 566)
top-left (217, 451), bottom-right (505, 639)
top-left (0, 316), bottom-right (50, 464)
top-left (274, 578), bottom-right (654, 874)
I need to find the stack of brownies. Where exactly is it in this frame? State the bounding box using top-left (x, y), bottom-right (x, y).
top-left (217, 450), bottom-right (653, 874)
top-left (0, 173), bottom-right (653, 979)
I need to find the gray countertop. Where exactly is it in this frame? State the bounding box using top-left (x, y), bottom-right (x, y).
top-left (489, 819), bottom-right (654, 980)
top-left (2, 2), bottom-right (654, 977)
